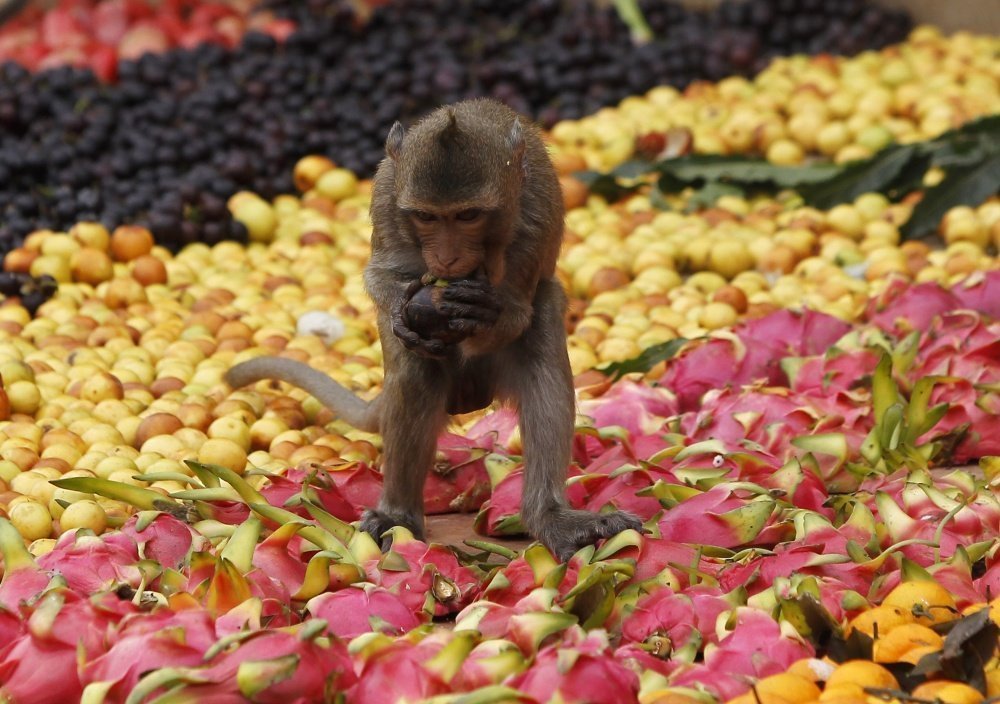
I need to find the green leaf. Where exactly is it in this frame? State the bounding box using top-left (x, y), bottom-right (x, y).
top-left (900, 153), bottom-right (1000, 241)
top-left (657, 154), bottom-right (840, 189)
top-left (573, 170), bottom-right (643, 202)
top-left (799, 145), bottom-right (921, 210)
top-left (683, 181), bottom-right (745, 212)
top-left (597, 337), bottom-right (689, 380)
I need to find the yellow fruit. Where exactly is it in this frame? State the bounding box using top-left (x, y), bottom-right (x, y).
top-left (846, 605), bottom-right (913, 638)
top-left (818, 684), bottom-right (866, 701)
top-left (872, 623), bottom-right (943, 663)
top-left (882, 580), bottom-right (957, 626)
top-left (708, 240), bottom-right (755, 279)
top-left (825, 661), bottom-right (899, 691)
top-left (753, 673), bottom-right (822, 703)
top-left (911, 682), bottom-right (983, 704)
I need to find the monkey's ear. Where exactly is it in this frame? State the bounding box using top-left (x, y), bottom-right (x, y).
top-left (507, 118), bottom-right (526, 171)
top-left (386, 121), bottom-right (404, 161)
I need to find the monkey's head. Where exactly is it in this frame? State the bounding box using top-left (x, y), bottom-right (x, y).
top-left (386, 102), bottom-right (526, 285)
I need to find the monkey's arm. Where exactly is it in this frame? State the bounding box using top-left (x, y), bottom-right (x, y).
top-left (225, 357), bottom-right (380, 433)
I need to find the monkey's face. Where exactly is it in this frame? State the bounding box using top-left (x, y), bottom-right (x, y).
top-left (404, 205), bottom-right (499, 281)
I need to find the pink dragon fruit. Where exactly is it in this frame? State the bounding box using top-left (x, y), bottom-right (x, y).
top-left (478, 544), bottom-right (578, 606)
top-left (453, 638), bottom-right (528, 690)
top-left (369, 529), bottom-right (482, 617)
top-left (787, 348), bottom-right (881, 395)
top-left (348, 636), bottom-right (452, 704)
top-left (948, 270), bottom-right (1000, 319)
top-left (455, 588), bottom-right (578, 655)
top-left (79, 608), bottom-right (219, 701)
top-left (0, 517), bottom-right (53, 611)
top-left (36, 530), bottom-right (143, 594)
top-left (122, 625), bottom-right (357, 703)
top-left (507, 629), bottom-right (640, 704)
top-left (655, 485), bottom-right (778, 549)
top-left (577, 380), bottom-right (678, 436)
top-left (0, 589), bottom-right (133, 704)
top-left (670, 607), bottom-right (815, 698)
top-left (118, 512), bottom-right (196, 570)
top-left (466, 407), bottom-right (520, 450)
top-left (424, 432), bottom-right (492, 514)
top-left (865, 278), bottom-right (962, 332)
top-left (306, 584), bottom-right (425, 639)
top-left (619, 585), bottom-right (733, 651)
top-left (260, 466), bottom-right (373, 521)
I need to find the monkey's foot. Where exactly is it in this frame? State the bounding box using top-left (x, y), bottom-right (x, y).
top-left (360, 508), bottom-right (425, 551)
top-left (535, 509), bottom-right (644, 563)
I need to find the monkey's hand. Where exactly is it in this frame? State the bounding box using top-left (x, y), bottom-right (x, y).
top-left (438, 280), bottom-right (501, 337)
top-left (390, 280), bottom-right (451, 358)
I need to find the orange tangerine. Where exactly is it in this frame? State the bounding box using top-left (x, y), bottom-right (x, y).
top-left (872, 623), bottom-right (943, 663)
top-left (846, 605), bottom-right (913, 638)
top-left (753, 673), bottom-right (823, 703)
top-left (726, 692), bottom-right (794, 704)
top-left (986, 669), bottom-right (1000, 698)
top-left (825, 661), bottom-right (899, 691)
top-left (819, 684), bottom-right (866, 702)
top-left (788, 658), bottom-right (835, 683)
top-left (911, 681), bottom-right (983, 704)
top-left (882, 580), bottom-right (957, 626)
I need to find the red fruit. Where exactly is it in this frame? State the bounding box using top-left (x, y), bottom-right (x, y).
top-left (41, 8), bottom-right (87, 48)
top-left (117, 22), bottom-right (170, 61)
top-left (306, 585), bottom-right (425, 640)
top-left (508, 630), bottom-right (640, 704)
top-left (80, 609), bottom-right (218, 699)
top-left (92, 0), bottom-right (130, 45)
top-left (88, 44), bottom-right (119, 82)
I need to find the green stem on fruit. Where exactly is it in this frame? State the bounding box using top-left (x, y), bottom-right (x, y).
top-left (609, 0), bottom-right (654, 44)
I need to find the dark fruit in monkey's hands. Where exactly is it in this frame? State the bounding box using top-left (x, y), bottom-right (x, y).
top-left (405, 280), bottom-right (468, 345)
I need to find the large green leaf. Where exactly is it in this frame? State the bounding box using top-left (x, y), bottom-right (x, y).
top-left (598, 337), bottom-right (690, 380)
top-left (657, 154), bottom-right (840, 188)
top-left (798, 145), bottom-right (921, 210)
top-left (901, 152), bottom-right (1000, 241)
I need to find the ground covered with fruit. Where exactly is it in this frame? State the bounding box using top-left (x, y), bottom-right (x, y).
top-left (0, 1), bottom-right (999, 703)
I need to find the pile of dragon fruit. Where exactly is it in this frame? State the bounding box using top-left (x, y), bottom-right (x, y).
top-left (2, 271), bottom-right (999, 703)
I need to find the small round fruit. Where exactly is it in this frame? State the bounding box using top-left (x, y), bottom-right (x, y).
top-left (825, 660), bottom-right (899, 690)
top-left (708, 240), bottom-right (754, 279)
top-left (872, 623), bottom-right (943, 663)
top-left (70, 247), bottom-right (114, 285)
top-left (7, 380), bottom-right (41, 415)
top-left (405, 282), bottom-right (467, 345)
top-left (315, 168), bottom-right (358, 201)
top-left (293, 155), bottom-right (336, 192)
top-left (846, 604), bottom-right (913, 638)
top-left (698, 302), bottom-right (738, 330)
top-left (59, 499), bottom-right (107, 534)
top-left (882, 580), bottom-right (957, 626)
top-left (131, 255), bottom-right (168, 286)
top-left (911, 681), bottom-right (983, 704)
top-left (110, 225), bottom-right (154, 262)
top-left (9, 499), bottom-right (52, 541)
top-left (197, 438), bottom-right (248, 475)
top-left (767, 139), bottom-right (804, 166)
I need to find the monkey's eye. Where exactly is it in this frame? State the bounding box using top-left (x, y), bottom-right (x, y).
top-left (455, 208), bottom-right (482, 222)
top-left (412, 210), bottom-right (438, 222)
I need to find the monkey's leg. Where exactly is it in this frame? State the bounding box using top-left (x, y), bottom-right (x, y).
top-left (509, 280), bottom-right (643, 562)
top-left (360, 354), bottom-right (448, 550)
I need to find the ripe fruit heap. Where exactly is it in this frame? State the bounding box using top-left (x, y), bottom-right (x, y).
top-left (0, 0), bottom-right (913, 255)
top-left (0, 11), bottom-right (998, 704)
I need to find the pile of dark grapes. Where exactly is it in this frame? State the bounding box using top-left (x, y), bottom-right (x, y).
top-left (0, 0), bottom-right (912, 257)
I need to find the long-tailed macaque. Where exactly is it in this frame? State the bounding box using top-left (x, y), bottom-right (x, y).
top-left (226, 99), bottom-right (641, 561)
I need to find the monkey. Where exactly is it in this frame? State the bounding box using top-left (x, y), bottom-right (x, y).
top-left (226, 98), bottom-right (642, 562)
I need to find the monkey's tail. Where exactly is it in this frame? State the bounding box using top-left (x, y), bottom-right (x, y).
top-left (225, 357), bottom-right (380, 433)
